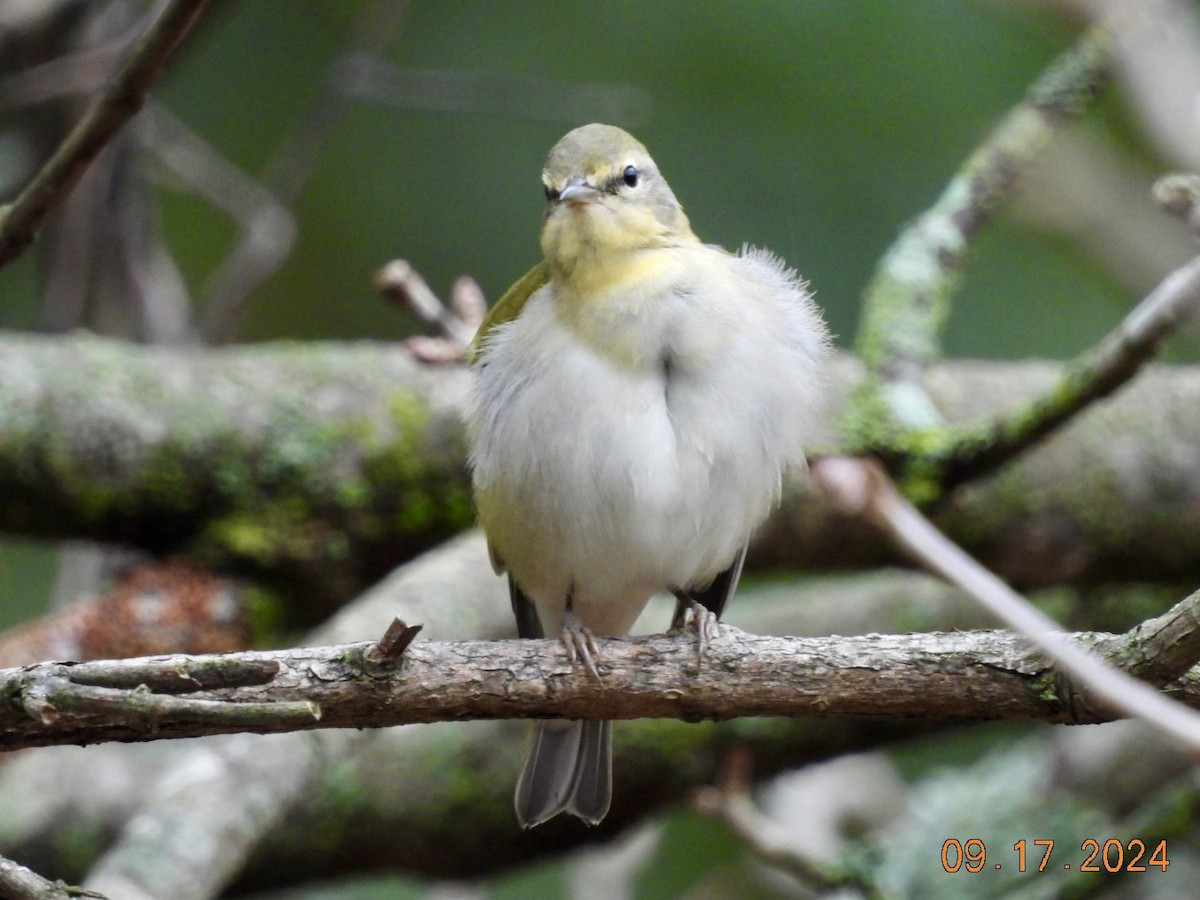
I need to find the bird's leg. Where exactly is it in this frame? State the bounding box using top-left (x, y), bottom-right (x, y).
top-left (671, 591), bottom-right (720, 663)
top-left (561, 591), bottom-right (602, 682)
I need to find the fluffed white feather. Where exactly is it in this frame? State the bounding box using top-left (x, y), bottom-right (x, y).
top-left (468, 242), bottom-right (829, 638)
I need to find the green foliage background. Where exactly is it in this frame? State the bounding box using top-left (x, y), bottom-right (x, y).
top-left (153, 1), bottom-right (1117, 355)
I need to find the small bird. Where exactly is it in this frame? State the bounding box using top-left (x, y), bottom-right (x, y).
top-left (467, 123), bottom-right (829, 828)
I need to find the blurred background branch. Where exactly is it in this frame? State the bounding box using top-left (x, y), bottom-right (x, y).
top-left (198, 0), bottom-right (411, 344)
top-left (850, 27), bottom-right (1110, 436)
top-left (0, 0), bottom-right (211, 269)
top-left (2, 339), bottom-right (1200, 611)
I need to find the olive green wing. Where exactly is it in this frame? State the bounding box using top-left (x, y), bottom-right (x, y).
top-left (468, 261), bottom-right (549, 365)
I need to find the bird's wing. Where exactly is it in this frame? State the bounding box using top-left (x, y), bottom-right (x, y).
top-left (671, 543), bottom-right (747, 627)
top-left (509, 574), bottom-right (544, 639)
top-left (470, 261), bottom-right (550, 636)
top-left (468, 261), bottom-right (550, 364)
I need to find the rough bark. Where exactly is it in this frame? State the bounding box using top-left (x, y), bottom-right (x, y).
top-left (5, 624), bottom-right (1193, 753)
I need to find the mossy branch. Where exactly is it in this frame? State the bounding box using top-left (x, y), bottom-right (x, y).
top-left (0, 855), bottom-right (92, 900)
top-left (6, 336), bottom-right (1200, 604)
top-left (939, 251), bottom-right (1200, 489)
top-left (0, 333), bottom-right (475, 613)
top-left (850, 28), bottom-right (1109, 430)
top-left (1119, 587), bottom-right (1200, 685)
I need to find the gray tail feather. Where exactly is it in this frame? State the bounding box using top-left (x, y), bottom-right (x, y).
top-left (514, 719), bottom-right (612, 828)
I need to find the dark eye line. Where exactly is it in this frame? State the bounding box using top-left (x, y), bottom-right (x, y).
top-left (605, 165), bottom-right (640, 194)
top-left (545, 165), bottom-right (641, 202)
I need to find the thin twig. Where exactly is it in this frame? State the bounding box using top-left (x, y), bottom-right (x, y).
top-left (812, 455), bottom-right (1200, 754)
top-left (336, 59), bottom-right (653, 125)
top-left (941, 251), bottom-right (1200, 487)
top-left (66, 656), bottom-right (280, 693)
top-left (1118, 587), bottom-right (1200, 686)
top-left (693, 749), bottom-right (876, 895)
top-left (20, 673), bottom-right (320, 731)
top-left (199, 0), bottom-right (410, 343)
top-left (0, 0), bottom-right (213, 269)
top-left (376, 259), bottom-right (474, 344)
top-left (138, 102), bottom-right (296, 254)
top-left (376, 259), bottom-right (482, 362)
top-left (0, 35), bottom-right (131, 109)
top-left (851, 28), bottom-right (1110, 430)
top-left (0, 854), bottom-right (105, 900)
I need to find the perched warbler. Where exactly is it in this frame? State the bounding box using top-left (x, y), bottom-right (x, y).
top-left (467, 123), bottom-right (830, 828)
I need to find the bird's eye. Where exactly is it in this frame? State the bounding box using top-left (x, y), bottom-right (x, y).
top-left (544, 184), bottom-right (559, 202)
top-left (622, 165), bottom-right (639, 188)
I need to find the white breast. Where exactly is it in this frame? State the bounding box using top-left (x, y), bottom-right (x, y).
top-left (468, 245), bottom-right (828, 636)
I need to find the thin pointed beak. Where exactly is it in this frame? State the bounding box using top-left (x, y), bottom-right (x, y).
top-left (558, 178), bottom-right (601, 204)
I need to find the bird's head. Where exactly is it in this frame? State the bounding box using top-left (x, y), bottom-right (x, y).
top-left (539, 124), bottom-right (696, 283)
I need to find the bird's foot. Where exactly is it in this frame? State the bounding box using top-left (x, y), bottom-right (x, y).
top-left (679, 599), bottom-right (720, 664)
top-left (560, 608), bottom-right (602, 682)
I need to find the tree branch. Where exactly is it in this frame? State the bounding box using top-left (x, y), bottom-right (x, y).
top-left (68, 529), bottom-right (505, 900)
top-left (813, 455), bottom-right (1200, 752)
top-left (0, 855), bottom-right (98, 900)
top-left (693, 749), bottom-right (871, 895)
top-left (0, 0), bottom-right (212, 269)
top-left (1119, 587), bottom-right (1200, 685)
top-left (942, 250), bottom-right (1200, 488)
top-left (0, 542), bottom-right (1178, 889)
top-left (0, 333), bottom-right (474, 610)
top-left (5, 336), bottom-right (1200, 604)
top-left (851, 27), bottom-right (1110, 429)
top-left (4, 615), bottom-right (1200, 753)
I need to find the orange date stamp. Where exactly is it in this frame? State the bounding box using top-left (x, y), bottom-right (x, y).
top-left (940, 838), bottom-right (1169, 873)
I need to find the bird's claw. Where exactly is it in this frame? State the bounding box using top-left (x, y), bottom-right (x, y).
top-left (681, 600), bottom-right (720, 664)
top-left (561, 608), bottom-right (602, 682)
